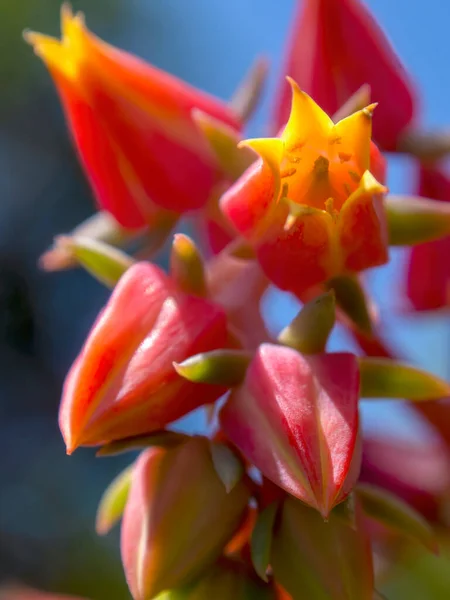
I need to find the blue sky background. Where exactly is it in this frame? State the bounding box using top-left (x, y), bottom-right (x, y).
top-left (119, 0), bottom-right (450, 439)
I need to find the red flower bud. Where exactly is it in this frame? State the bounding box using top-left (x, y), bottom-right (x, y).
top-left (406, 165), bottom-right (450, 311)
top-left (220, 344), bottom-right (361, 517)
top-left (273, 0), bottom-right (417, 151)
top-left (59, 262), bottom-right (228, 453)
top-left (361, 434), bottom-right (450, 523)
top-left (221, 83), bottom-right (388, 298)
top-left (121, 438), bottom-right (250, 600)
top-left (25, 5), bottom-right (241, 228)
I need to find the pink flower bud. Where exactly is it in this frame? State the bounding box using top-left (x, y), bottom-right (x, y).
top-left (220, 344), bottom-right (361, 517)
top-left (59, 262), bottom-right (228, 452)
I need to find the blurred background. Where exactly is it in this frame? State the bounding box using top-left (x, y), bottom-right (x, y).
top-left (1, 0), bottom-right (450, 598)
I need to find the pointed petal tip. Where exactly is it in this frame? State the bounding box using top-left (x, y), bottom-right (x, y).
top-left (237, 137), bottom-right (284, 170)
top-left (23, 29), bottom-right (54, 50)
top-left (360, 170), bottom-right (388, 194)
top-left (363, 103), bottom-right (378, 118)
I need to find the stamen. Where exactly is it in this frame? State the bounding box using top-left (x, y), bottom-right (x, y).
top-left (338, 152), bottom-right (352, 163)
top-left (285, 141), bottom-right (305, 153)
top-left (281, 167), bottom-right (297, 179)
top-left (329, 135), bottom-right (342, 145)
top-left (348, 170), bottom-right (361, 183)
top-left (313, 156), bottom-right (329, 180)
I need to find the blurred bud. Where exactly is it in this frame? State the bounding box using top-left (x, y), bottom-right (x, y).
top-left (271, 495), bottom-right (374, 599)
top-left (406, 165), bottom-right (450, 311)
top-left (278, 291), bottom-right (335, 354)
top-left (356, 483), bottom-right (438, 553)
top-left (59, 262), bottom-right (228, 453)
top-left (360, 434), bottom-right (450, 524)
top-left (153, 558), bottom-right (276, 600)
top-left (221, 82), bottom-right (388, 299)
top-left (359, 357), bottom-right (450, 400)
top-left (273, 0), bottom-right (417, 151)
top-left (25, 5), bottom-right (242, 228)
top-left (121, 438), bottom-right (250, 600)
top-left (220, 344), bottom-right (361, 517)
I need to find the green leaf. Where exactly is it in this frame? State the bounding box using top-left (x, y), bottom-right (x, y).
top-left (39, 210), bottom-right (141, 272)
top-left (327, 275), bottom-right (373, 335)
top-left (251, 503), bottom-right (279, 582)
top-left (359, 358), bottom-right (450, 400)
top-left (96, 431), bottom-right (187, 457)
top-left (59, 235), bottom-right (134, 287)
top-left (357, 483), bottom-right (438, 553)
top-left (278, 291), bottom-right (335, 354)
top-left (386, 194), bottom-right (450, 246)
top-left (95, 464), bottom-right (133, 535)
top-left (174, 349), bottom-right (252, 386)
top-left (209, 442), bottom-right (244, 493)
top-left (272, 496), bottom-right (374, 599)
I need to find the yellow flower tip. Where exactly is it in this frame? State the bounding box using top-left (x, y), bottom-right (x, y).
top-left (283, 76), bottom-right (333, 143)
top-left (362, 102), bottom-right (378, 119)
top-left (23, 29), bottom-right (65, 67)
top-left (360, 170), bottom-right (388, 195)
top-left (25, 4), bottom-right (88, 79)
top-left (238, 137), bottom-right (284, 171)
top-left (61, 2), bottom-right (86, 42)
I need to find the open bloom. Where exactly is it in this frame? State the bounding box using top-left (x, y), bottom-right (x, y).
top-left (220, 343), bottom-right (361, 517)
top-left (59, 262), bottom-right (228, 453)
top-left (406, 165), bottom-right (450, 311)
top-left (221, 79), bottom-right (388, 298)
top-left (273, 0), bottom-right (417, 151)
top-left (25, 5), bottom-right (242, 229)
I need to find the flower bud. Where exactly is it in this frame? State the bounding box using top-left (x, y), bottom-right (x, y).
top-left (273, 0), bottom-right (417, 151)
top-left (406, 165), bottom-right (450, 311)
top-left (271, 495), bottom-right (374, 599)
top-left (220, 344), bottom-right (361, 517)
top-left (121, 438), bottom-right (250, 599)
top-left (25, 5), bottom-right (242, 228)
top-left (59, 262), bottom-right (228, 452)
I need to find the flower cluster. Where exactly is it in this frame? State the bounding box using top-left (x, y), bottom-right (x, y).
top-left (20, 1), bottom-right (450, 599)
